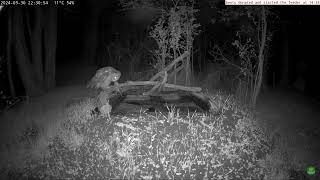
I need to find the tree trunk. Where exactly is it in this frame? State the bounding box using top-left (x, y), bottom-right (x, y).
top-left (31, 8), bottom-right (44, 86)
top-left (6, 8), bottom-right (16, 97)
top-left (173, 49), bottom-right (177, 84)
top-left (252, 7), bottom-right (267, 107)
top-left (43, 6), bottom-right (57, 89)
top-left (12, 8), bottom-right (44, 97)
top-left (185, 29), bottom-right (192, 86)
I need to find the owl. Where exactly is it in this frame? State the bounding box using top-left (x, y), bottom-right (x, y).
top-left (87, 66), bottom-right (121, 90)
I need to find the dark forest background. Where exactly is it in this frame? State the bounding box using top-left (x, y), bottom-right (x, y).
top-left (0, 1), bottom-right (320, 103)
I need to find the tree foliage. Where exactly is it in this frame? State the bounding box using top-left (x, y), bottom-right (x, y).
top-left (120, 0), bottom-right (200, 86)
top-left (209, 5), bottom-right (276, 107)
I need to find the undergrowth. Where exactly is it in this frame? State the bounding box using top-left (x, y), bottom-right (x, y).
top-left (0, 91), bottom-right (296, 179)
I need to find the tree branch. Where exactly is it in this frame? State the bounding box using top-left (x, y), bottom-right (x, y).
top-left (149, 51), bottom-right (189, 81)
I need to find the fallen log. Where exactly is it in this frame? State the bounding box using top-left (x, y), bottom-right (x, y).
top-left (120, 81), bottom-right (201, 92)
top-left (100, 81), bottom-right (202, 93)
top-left (108, 91), bottom-right (210, 112)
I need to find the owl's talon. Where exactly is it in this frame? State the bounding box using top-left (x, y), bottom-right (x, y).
top-left (116, 87), bottom-right (122, 95)
top-left (100, 102), bottom-right (112, 119)
top-left (114, 82), bottom-right (122, 95)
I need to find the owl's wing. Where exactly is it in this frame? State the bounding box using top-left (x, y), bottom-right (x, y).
top-left (97, 67), bottom-right (114, 75)
top-left (87, 73), bottom-right (101, 88)
top-left (87, 67), bottom-right (115, 89)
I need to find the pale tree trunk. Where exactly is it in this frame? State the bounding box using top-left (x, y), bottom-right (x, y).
top-left (185, 28), bottom-right (192, 86)
top-left (173, 49), bottom-right (177, 84)
top-left (185, 54), bottom-right (191, 86)
top-left (12, 7), bottom-right (44, 97)
top-left (43, 6), bottom-right (57, 89)
top-left (252, 7), bottom-right (267, 107)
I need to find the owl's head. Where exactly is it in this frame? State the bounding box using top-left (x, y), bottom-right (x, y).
top-left (111, 72), bottom-right (121, 82)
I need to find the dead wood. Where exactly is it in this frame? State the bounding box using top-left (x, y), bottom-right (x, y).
top-left (144, 71), bottom-right (168, 95)
top-left (106, 81), bottom-right (202, 93)
top-left (99, 85), bottom-right (210, 112)
top-left (149, 51), bottom-right (189, 81)
top-left (120, 91), bottom-right (210, 112)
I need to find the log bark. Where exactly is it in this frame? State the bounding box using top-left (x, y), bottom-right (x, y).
top-left (116, 81), bottom-right (202, 92)
top-left (93, 84), bottom-right (209, 112)
top-left (119, 91), bottom-right (210, 112)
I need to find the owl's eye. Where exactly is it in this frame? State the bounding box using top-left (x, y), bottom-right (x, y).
top-left (112, 74), bottom-right (119, 81)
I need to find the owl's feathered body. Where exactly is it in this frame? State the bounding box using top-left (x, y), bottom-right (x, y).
top-left (100, 102), bottom-right (112, 119)
top-left (87, 67), bottom-right (121, 90)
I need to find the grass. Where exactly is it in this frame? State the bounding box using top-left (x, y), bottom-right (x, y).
top-left (0, 89), bottom-right (303, 179)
